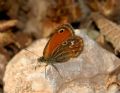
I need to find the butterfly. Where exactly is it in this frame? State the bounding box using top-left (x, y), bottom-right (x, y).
top-left (38, 24), bottom-right (84, 77)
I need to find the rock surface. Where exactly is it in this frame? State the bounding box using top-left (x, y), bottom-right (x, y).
top-left (3, 29), bottom-right (120, 93)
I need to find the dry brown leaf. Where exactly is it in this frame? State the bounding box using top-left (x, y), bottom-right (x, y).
top-left (0, 47), bottom-right (11, 60)
top-left (85, 0), bottom-right (118, 16)
top-left (0, 20), bottom-right (17, 32)
top-left (85, 0), bottom-right (100, 11)
top-left (0, 30), bottom-right (21, 60)
top-left (0, 31), bottom-right (16, 46)
top-left (86, 0), bottom-right (120, 23)
top-left (96, 34), bottom-right (114, 53)
top-left (15, 32), bottom-right (32, 48)
top-left (92, 13), bottom-right (120, 55)
top-left (106, 64), bottom-right (120, 89)
top-left (41, 0), bottom-right (82, 37)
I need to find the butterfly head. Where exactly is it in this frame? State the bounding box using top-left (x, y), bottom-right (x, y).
top-left (38, 56), bottom-right (46, 62)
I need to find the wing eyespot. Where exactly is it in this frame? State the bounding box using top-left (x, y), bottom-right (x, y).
top-left (58, 28), bottom-right (65, 33)
top-left (62, 41), bottom-right (68, 45)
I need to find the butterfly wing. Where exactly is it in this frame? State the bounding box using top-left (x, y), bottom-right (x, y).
top-left (43, 24), bottom-right (74, 59)
top-left (51, 36), bottom-right (84, 62)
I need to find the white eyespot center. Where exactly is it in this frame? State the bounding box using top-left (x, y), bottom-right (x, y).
top-left (71, 41), bottom-right (75, 46)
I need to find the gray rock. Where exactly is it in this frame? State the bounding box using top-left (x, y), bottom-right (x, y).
top-left (3, 30), bottom-right (120, 93)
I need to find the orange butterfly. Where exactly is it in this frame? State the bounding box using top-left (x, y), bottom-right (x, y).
top-left (38, 24), bottom-right (84, 77)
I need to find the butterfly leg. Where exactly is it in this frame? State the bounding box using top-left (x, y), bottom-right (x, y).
top-left (44, 63), bottom-right (48, 78)
top-left (51, 64), bottom-right (63, 78)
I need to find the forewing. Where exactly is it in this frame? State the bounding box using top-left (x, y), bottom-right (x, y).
top-left (43, 24), bottom-right (74, 59)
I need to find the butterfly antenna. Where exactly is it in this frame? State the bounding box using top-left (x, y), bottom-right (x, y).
top-left (24, 48), bottom-right (40, 57)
